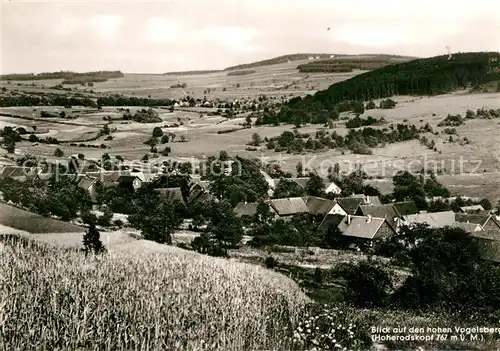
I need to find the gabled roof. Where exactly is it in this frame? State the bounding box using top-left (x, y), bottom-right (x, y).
top-left (402, 211), bottom-right (456, 228)
top-left (267, 197), bottom-right (309, 216)
top-left (455, 213), bottom-right (496, 227)
top-left (233, 202), bottom-right (258, 217)
top-left (303, 196), bottom-right (336, 215)
top-left (289, 177), bottom-right (310, 188)
top-left (335, 197), bottom-right (367, 214)
top-left (77, 175), bottom-right (98, 190)
top-left (85, 171), bottom-right (123, 185)
top-left (450, 221), bottom-right (483, 233)
top-left (338, 215), bottom-right (389, 239)
top-left (358, 204), bottom-right (398, 219)
top-left (0, 166), bottom-right (34, 179)
top-left (472, 230), bottom-right (500, 241)
top-left (155, 187), bottom-right (185, 204)
top-left (324, 182), bottom-right (342, 193)
top-left (393, 201), bottom-right (419, 216)
top-left (318, 214), bottom-right (346, 231)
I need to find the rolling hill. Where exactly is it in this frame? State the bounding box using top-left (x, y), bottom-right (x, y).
top-left (257, 52), bottom-right (500, 125)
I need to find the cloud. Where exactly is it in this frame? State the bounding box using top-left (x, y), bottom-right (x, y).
top-left (146, 18), bottom-right (183, 43)
top-left (88, 14), bottom-right (123, 40)
top-left (194, 26), bottom-right (261, 53)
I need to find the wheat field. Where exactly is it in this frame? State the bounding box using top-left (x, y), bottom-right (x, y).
top-left (0, 236), bottom-right (308, 350)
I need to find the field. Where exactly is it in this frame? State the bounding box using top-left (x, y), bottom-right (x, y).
top-left (0, 235), bottom-right (308, 350)
top-left (0, 202), bottom-right (85, 233)
top-left (1, 59), bottom-right (363, 100)
top-left (3, 88), bottom-right (499, 200)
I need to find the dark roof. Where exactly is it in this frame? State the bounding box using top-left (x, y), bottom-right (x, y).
top-left (267, 197), bottom-right (309, 216)
top-left (393, 201), bottom-right (419, 216)
top-left (155, 187), bottom-right (185, 204)
top-left (233, 202), bottom-right (259, 217)
top-left (303, 196), bottom-right (336, 215)
top-left (76, 175), bottom-right (98, 190)
top-left (455, 213), bottom-right (494, 227)
top-left (472, 230), bottom-right (500, 241)
top-left (0, 166), bottom-right (34, 179)
top-left (335, 197), bottom-right (366, 214)
top-left (338, 215), bottom-right (391, 239)
top-left (318, 214), bottom-right (346, 231)
top-left (85, 171), bottom-right (123, 185)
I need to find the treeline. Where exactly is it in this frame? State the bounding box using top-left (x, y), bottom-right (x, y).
top-left (0, 70), bottom-right (123, 81)
top-left (297, 58), bottom-right (399, 73)
top-left (0, 92), bottom-right (174, 108)
top-left (262, 52), bottom-right (500, 125)
top-left (226, 70), bottom-right (256, 76)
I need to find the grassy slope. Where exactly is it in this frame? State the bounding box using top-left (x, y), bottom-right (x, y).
top-left (0, 236), bottom-right (308, 350)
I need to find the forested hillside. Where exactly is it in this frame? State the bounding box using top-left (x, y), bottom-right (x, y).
top-left (259, 52), bottom-right (500, 125)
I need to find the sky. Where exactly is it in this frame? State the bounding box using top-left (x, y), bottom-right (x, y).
top-left (1, 0), bottom-right (499, 74)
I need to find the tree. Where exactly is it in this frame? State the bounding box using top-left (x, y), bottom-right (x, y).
top-left (336, 260), bottom-right (392, 307)
top-left (195, 200), bottom-right (244, 257)
top-left (245, 115), bottom-right (252, 127)
top-left (129, 193), bottom-right (184, 244)
top-left (249, 133), bottom-right (262, 146)
top-left (59, 111), bottom-right (66, 118)
top-left (54, 148), bottom-right (64, 157)
top-left (479, 198), bottom-right (493, 210)
top-left (161, 134), bottom-right (169, 143)
top-left (306, 173), bottom-right (325, 196)
top-left (352, 101), bottom-right (365, 115)
top-left (391, 225), bottom-right (498, 310)
top-left (152, 127), bottom-right (163, 137)
top-left (273, 177), bottom-right (305, 198)
top-left (219, 150), bottom-right (229, 161)
top-left (296, 162), bottom-right (303, 177)
top-left (366, 100), bottom-right (377, 110)
top-left (28, 134), bottom-right (39, 142)
top-left (82, 221), bottom-right (106, 255)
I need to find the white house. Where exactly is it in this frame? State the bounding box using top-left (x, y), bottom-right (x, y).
top-left (324, 181), bottom-right (342, 195)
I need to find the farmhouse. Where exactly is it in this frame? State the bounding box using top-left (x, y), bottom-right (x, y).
top-left (355, 201), bottom-right (418, 230)
top-left (337, 214), bottom-right (397, 244)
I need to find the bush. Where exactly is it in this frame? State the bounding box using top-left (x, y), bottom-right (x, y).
top-left (54, 148), bottom-right (64, 157)
top-left (335, 260), bottom-right (392, 307)
top-left (265, 256), bottom-right (278, 269)
top-left (291, 304), bottom-right (373, 350)
top-left (152, 127), bottom-right (163, 137)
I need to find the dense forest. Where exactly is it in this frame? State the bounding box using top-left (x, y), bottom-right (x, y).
top-left (260, 52), bottom-right (500, 125)
top-left (296, 58), bottom-right (406, 73)
top-left (0, 71), bottom-right (124, 82)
